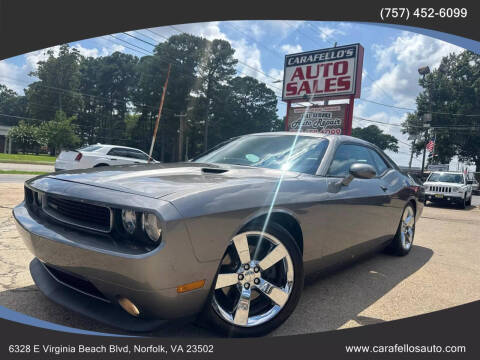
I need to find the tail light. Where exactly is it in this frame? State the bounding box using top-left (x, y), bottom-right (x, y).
top-left (74, 152), bottom-right (83, 161)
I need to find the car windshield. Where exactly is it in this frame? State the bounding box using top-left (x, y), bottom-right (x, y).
top-left (194, 134), bottom-right (329, 175)
top-left (428, 173), bottom-right (464, 183)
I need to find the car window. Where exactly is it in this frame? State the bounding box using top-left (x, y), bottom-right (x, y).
top-left (327, 144), bottom-right (377, 177)
top-left (368, 149), bottom-right (390, 175)
top-left (107, 148), bottom-right (127, 157)
top-left (126, 149), bottom-right (149, 160)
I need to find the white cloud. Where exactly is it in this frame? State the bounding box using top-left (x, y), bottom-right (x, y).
top-left (280, 44), bottom-right (302, 54)
top-left (370, 32), bottom-right (463, 107)
top-left (317, 26), bottom-right (346, 42)
top-left (71, 43), bottom-right (125, 58)
top-left (167, 22), bottom-right (228, 41)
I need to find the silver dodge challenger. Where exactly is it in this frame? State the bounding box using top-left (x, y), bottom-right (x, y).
top-left (13, 132), bottom-right (424, 336)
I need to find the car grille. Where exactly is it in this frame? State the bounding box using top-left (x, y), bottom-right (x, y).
top-left (25, 186), bottom-right (112, 233)
top-left (428, 186), bottom-right (452, 193)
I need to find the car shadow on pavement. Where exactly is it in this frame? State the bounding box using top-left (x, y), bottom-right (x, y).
top-left (0, 245), bottom-right (433, 338)
top-left (271, 244), bottom-right (434, 336)
top-left (425, 203), bottom-right (476, 211)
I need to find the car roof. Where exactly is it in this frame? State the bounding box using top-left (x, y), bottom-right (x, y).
top-left (92, 144), bottom-right (145, 152)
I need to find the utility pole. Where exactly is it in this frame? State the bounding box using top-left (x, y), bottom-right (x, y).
top-left (174, 113), bottom-right (187, 162)
top-left (418, 66), bottom-right (431, 177)
top-left (148, 64), bottom-right (171, 162)
top-left (408, 138), bottom-right (416, 169)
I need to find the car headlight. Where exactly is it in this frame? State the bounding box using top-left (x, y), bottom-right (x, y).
top-left (142, 213), bottom-right (162, 243)
top-left (121, 209), bottom-right (137, 234)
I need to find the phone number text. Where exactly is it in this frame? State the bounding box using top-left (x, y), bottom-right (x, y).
top-left (380, 8), bottom-right (467, 21)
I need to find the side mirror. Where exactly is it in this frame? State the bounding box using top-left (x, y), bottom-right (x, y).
top-left (340, 163), bottom-right (376, 186)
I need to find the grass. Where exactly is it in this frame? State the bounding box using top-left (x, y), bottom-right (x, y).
top-left (0, 170), bottom-right (49, 175)
top-left (0, 153), bottom-right (56, 165)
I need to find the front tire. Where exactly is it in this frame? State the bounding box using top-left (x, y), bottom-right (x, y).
top-left (201, 222), bottom-right (303, 337)
top-left (387, 203), bottom-right (415, 256)
top-left (466, 195), bottom-right (472, 207)
top-left (459, 195), bottom-right (466, 209)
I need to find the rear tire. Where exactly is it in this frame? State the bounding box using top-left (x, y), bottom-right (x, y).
top-left (386, 203), bottom-right (415, 256)
top-left (200, 222), bottom-right (303, 337)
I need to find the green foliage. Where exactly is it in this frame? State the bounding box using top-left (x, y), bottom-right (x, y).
top-left (0, 85), bottom-right (29, 126)
top-left (7, 121), bottom-right (42, 153)
top-left (402, 50), bottom-right (480, 167)
top-left (39, 111), bottom-right (80, 154)
top-left (26, 44), bottom-right (83, 120)
top-left (352, 125), bottom-right (399, 152)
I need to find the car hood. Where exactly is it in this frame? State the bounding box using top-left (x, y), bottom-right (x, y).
top-left (45, 162), bottom-right (300, 199)
top-left (424, 181), bottom-right (464, 187)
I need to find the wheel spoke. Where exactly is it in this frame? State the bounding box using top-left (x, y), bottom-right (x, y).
top-left (257, 279), bottom-right (289, 307)
top-left (407, 228), bottom-right (414, 241)
top-left (232, 234), bottom-right (251, 264)
top-left (258, 244), bottom-right (287, 271)
top-left (404, 214), bottom-right (414, 226)
top-left (215, 273), bottom-right (238, 289)
top-left (233, 287), bottom-right (251, 326)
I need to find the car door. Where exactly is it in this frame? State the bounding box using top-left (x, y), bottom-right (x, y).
top-left (320, 143), bottom-right (394, 258)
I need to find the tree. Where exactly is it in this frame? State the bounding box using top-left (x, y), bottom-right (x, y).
top-left (39, 110), bottom-right (80, 154)
top-left (0, 85), bottom-right (29, 126)
top-left (7, 121), bottom-right (42, 153)
top-left (352, 125), bottom-right (399, 152)
top-left (402, 50), bottom-right (480, 169)
top-left (196, 39), bottom-right (238, 151)
top-left (25, 44), bottom-right (84, 121)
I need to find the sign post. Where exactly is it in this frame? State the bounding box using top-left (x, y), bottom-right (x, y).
top-left (281, 43), bottom-right (364, 135)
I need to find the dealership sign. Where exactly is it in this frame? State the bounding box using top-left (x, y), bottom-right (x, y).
top-left (288, 105), bottom-right (347, 134)
top-left (282, 44), bottom-right (364, 102)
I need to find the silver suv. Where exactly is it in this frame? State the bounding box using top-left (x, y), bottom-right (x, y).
top-left (424, 171), bottom-right (473, 209)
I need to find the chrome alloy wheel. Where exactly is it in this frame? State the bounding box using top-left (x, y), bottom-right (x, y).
top-left (212, 231), bottom-right (294, 327)
top-left (400, 206), bottom-right (415, 251)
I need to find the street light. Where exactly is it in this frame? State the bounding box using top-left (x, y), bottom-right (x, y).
top-left (418, 66), bottom-right (430, 76)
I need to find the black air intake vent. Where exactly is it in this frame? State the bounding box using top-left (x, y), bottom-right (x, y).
top-left (201, 168), bottom-right (229, 174)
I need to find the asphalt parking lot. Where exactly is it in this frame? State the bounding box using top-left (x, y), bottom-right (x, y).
top-left (0, 181), bottom-right (479, 337)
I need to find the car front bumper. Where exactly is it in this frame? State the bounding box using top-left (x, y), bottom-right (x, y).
top-left (13, 200), bottom-right (219, 330)
top-left (425, 192), bottom-right (464, 203)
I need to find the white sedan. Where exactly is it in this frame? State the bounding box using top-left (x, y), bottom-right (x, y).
top-left (55, 144), bottom-right (156, 171)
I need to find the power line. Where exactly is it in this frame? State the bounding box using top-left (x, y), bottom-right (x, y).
top-left (358, 98), bottom-right (480, 117)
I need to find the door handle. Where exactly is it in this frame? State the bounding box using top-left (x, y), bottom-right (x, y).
top-left (380, 185), bottom-right (388, 192)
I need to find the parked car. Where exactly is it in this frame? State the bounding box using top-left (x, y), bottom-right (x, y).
top-left (14, 133), bottom-right (424, 337)
top-left (423, 171), bottom-right (473, 208)
top-left (54, 144), bottom-right (156, 171)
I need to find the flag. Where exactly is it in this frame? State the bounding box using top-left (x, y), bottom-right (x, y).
top-left (426, 140), bottom-right (435, 152)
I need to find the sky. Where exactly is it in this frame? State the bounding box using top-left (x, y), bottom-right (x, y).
top-left (0, 21), bottom-right (466, 167)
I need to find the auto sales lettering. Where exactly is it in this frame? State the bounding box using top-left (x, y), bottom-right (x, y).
top-left (282, 44), bottom-right (363, 101)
